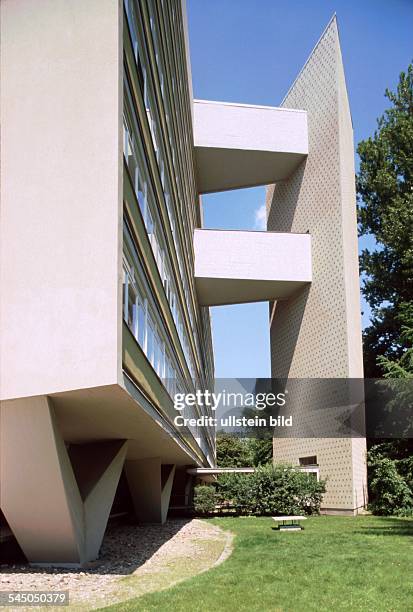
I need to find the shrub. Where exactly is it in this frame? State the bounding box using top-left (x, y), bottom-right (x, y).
top-left (368, 456), bottom-right (413, 516)
top-left (193, 485), bottom-right (216, 515)
top-left (215, 464), bottom-right (326, 516)
top-left (296, 471), bottom-right (326, 515)
top-left (215, 472), bottom-right (255, 511)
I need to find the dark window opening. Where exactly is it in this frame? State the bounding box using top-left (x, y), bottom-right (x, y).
top-left (299, 455), bottom-right (317, 466)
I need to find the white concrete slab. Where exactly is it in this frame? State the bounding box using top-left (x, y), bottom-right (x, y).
top-left (194, 229), bottom-right (312, 306)
top-left (193, 100), bottom-right (308, 193)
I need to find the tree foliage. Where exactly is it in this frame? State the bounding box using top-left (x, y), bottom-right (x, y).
top-left (377, 302), bottom-right (413, 377)
top-left (367, 443), bottom-right (413, 516)
top-left (216, 434), bottom-right (251, 468)
top-left (216, 434), bottom-right (273, 468)
top-left (248, 438), bottom-right (273, 466)
top-left (367, 453), bottom-right (413, 516)
top-left (356, 63), bottom-right (413, 376)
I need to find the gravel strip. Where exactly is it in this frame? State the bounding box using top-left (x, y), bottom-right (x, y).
top-left (0, 519), bottom-right (232, 611)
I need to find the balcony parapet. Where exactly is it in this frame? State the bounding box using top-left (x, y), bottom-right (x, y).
top-left (193, 99), bottom-right (308, 194)
top-left (194, 229), bottom-right (312, 306)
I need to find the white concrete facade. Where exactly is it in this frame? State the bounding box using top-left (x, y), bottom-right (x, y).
top-left (0, 0), bottom-right (123, 401)
top-left (194, 229), bottom-right (311, 306)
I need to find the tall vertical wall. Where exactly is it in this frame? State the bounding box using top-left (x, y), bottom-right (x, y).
top-left (267, 17), bottom-right (367, 513)
top-left (0, 0), bottom-right (123, 400)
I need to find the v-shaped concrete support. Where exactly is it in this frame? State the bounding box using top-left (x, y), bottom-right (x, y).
top-left (125, 458), bottom-right (176, 524)
top-left (0, 396), bottom-right (127, 566)
top-left (69, 440), bottom-right (128, 562)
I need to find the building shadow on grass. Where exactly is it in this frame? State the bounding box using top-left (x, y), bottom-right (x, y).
top-left (354, 517), bottom-right (413, 537)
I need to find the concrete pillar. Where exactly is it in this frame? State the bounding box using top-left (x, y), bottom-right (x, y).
top-left (125, 458), bottom-right (175, 523)
top-left (68, 440), bottom-right (128, 561)
top-left (185, 474), bottom-right (194, 508)
top-left (0, 396), bottom-right (127, 566)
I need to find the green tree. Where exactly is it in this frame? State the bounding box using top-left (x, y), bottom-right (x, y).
top-left (248, 438), bottom-right (273, 466)
top-left (216, 434), bottom-right (251, 467)
top-left (356, 63), bottom-right (413, 377)
top-left (377, 302), bottom-right (413, 377)
top-left (216, 434), bottom-right (273, 467)
top-left (368, 454), bottom-right (413, 516)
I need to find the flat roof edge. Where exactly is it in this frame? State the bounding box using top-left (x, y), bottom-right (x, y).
top-left (194, 99), bottom-right (307, 114)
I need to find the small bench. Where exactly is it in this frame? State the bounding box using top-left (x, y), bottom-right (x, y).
top-left (272, 515), bottom-right (307, 531)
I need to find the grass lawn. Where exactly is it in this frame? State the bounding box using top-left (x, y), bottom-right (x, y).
top-left (102, 515), bottom-right (413, 612)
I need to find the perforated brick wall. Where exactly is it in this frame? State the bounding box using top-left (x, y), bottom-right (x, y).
top-left (267, 17), bottom-right (367, 512)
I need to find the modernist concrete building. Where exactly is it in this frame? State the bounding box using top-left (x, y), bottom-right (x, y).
top-left (0, 1), bottom-right (365, 565)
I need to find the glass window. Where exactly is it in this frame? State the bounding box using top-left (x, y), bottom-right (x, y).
top-left (123, 268), bottom-right (129, 322)
top-left (123, 72), bottom-right (202, 387)
top-left (160, 72), bottom-right (165, 99)
top-left (299, 456), bottom-right (318, 466)
top-left (123, 122), bottom-right (129, 158)
top-left (137, 297), bottom-right (146, 349)
top-left (127, 280), bottom-right (137, 330)
top-left (137, 173), bottom-right (146, 218)
top-left (154, 330), bottom-right (163, 377)
top-left (160, 157), bottom-right (165, 188)
top-left (125, 127), bottom-right (138, 184)
top-left (162, 266), bottom-right (167, 290)
top-left (125, 0), bottom-right (138, 61)
top-left (151, 120), bottom-right (159, 160)
top-left (147, 317), bottom-right (155, 366)
top-left (157, 249), bottom-right (164, 282)
top-left (146, 207), bottom-right (154, 236)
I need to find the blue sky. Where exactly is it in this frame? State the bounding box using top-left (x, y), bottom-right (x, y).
top-left (187, 0), bottom-right (413, 377)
